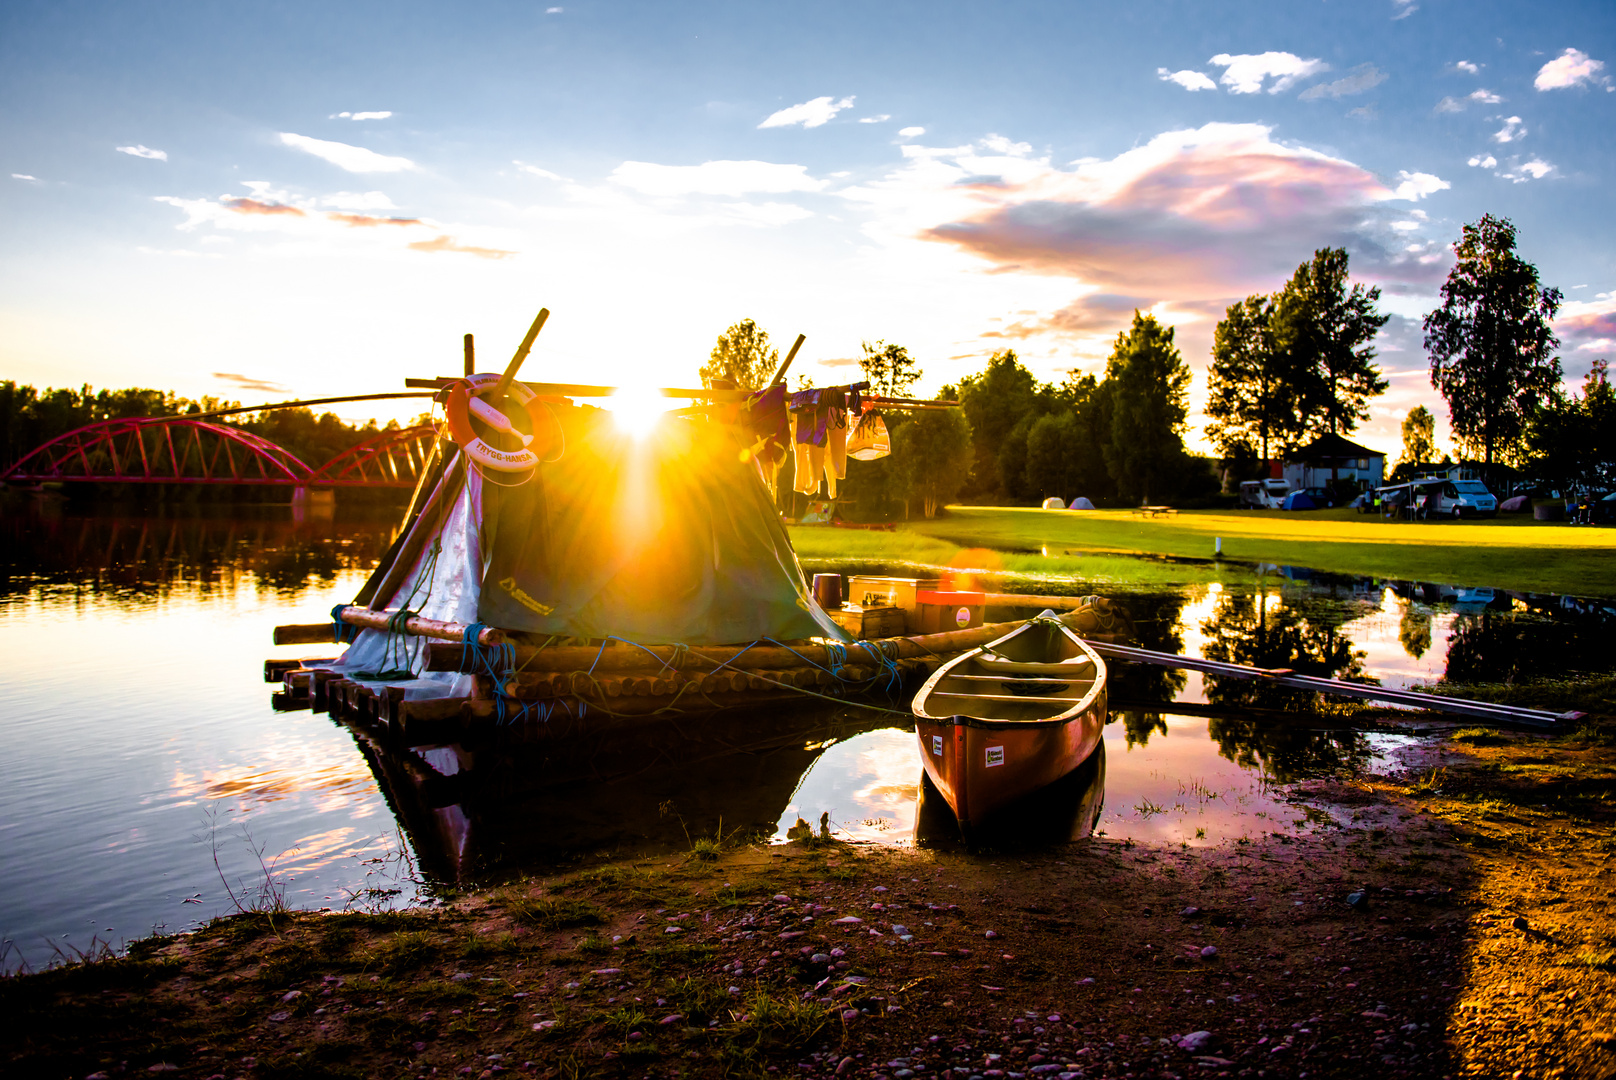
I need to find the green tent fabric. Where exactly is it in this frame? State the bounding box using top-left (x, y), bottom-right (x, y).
top-left (476, 404), bottom-right (849, 645)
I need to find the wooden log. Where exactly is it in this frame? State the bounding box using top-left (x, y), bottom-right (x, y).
top-left (423, 618), bottom-right (1034, 675)
top-left (270, 691), bottom-right (308, 712)
top-left (272, 624), bottom-right (341, 646)
top-left (265, 657), bottom-right (334, 681)
top-left (273, 607), bottom-right (506, 647)
top-left (311, 669), bottom-right (339, 713)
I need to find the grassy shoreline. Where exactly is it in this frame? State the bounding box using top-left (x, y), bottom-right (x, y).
top-left (792, 507), bottom-right (1616, 597)
top-left (6, 723), bottom-right (1615, 1079)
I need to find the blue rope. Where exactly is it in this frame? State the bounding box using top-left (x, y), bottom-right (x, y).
top-left (331, 604), bottom-right (358, 644)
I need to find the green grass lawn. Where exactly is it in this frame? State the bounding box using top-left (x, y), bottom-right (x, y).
top-left (789, 506), bottom-right (1616, 597)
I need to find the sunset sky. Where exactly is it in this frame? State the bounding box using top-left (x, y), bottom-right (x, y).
top-left (2, 0), bottom-right (1612, 455)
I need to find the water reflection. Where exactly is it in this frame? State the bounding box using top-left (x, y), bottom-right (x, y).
top-left (4, 501), bottom-right (1615, 970)
top-left (354, 707), bottom-right (896, 883)
top-left (914, 742), bottom-right (1106, 851)
top-left (0, 499), bottom-right (394, 601)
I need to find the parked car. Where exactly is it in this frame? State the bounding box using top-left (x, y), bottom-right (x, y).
top-left (1238, 479), bottom-right (1291, 509)
top-left (1416, 478), bottom-right (1498, 518)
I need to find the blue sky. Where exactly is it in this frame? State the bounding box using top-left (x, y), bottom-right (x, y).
top-left (3, 0), bottom-right (1612, 454)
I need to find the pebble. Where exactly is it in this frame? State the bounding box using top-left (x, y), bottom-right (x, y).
top-left (834, 916), bottom-right (864, 925)
top-left (813, 953), bottom-right (831, 963)
top-left (836, 1057), bottom-right (856, 1075)
top-left (1511, 916), bottom-right (1529, 931)
top-left (1078, 977), bottom-right (1096, 985)
top-left (842, 1009), bottom-right (860, 1023)
top-left (1346, 891), bottom-right (1369, 911)
top-left (1177, 1031), bottom-right (1215, 1052)
top-left (1200, 946), bottom-right (1219, 960)
top-left (591, 968), bottom-right (622, 975)
top-left (626, 1032), bottom-right (643, 1042)
top-left (984, 930), bottom-right (999, 939)
top-left (267, 1011), bottom-right (290, 1023)
top-left (532, 1021), bottom-right (558, 1031)
top-left (774, 894), bottom-right (792, 903)
top-left (452, 972), bottom-right (473, 981)
top-left (1181, 906), bottom-right (1200, 917)
top-left (660, 1014), bottom-right (683, 1025)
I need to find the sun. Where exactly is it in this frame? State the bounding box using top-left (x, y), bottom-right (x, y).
top-left (607, 386), bottom-right (673, 439)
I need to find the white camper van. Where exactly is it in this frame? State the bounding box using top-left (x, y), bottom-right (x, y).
top-left (1238, 479), bottom-right (1291, 509)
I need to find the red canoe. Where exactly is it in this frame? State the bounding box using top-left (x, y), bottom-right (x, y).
top-left (911, 615), bottom-right (1107, 830)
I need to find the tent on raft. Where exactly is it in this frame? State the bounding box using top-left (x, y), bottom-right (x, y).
top-left (332, 388), bottom-right (855, 703)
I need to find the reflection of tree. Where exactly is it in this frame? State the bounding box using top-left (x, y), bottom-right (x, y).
top-left (1204, 718), bottom-right (1371, 783)
top-left (1105, 592), bottom-right (1190, 746)
top-left (1199, 590), bottom-right (1373, 780)
top-left (1118, 710), bottom-right (1165, 748)
top-left (1443, 608), bottom-right (1612, 686)
top-left (0, 504), bottom-right (394, 604)
top-left (1201, 591), bottom-right (1370, 711)
top-left (1399, 604), bottom-right (1432, 659)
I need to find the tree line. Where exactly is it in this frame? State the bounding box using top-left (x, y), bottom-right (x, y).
top-left (0, 381), bottom-right (400, 476)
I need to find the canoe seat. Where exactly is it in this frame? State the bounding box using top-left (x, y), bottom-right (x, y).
top-left (941, 673), bottom-right (1089, 684)
top-left (972, 657), bottom-right (1097, 677)
top-left (926, 691), bottom-right (1090, 705)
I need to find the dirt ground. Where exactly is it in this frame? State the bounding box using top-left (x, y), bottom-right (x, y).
top-left (5, 723), bottom-right (1615, 1080)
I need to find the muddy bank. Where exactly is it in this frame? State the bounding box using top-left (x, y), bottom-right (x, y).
top-left (5, 726), bottom-right (1615, 1080)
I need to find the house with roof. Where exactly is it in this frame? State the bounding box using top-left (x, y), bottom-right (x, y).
top-left (1281, 432), bottom-right (1386, 492)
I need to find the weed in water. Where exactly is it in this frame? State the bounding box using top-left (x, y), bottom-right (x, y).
top-left (1134, 797), bottom-right (1165, 818)
top-left (1407, 767), bottom-right (1447, 796)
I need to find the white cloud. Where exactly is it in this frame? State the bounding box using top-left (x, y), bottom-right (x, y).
top-left (859, 114), bottom-right (892, 124)
top-left (1434, 96), bottom-right (1465, 113)
top-left (1391, 170), bottom-right (1449, 200)
top-left (1467, 154), bottom-right (1498, 169)
top-left (898, 126), bottom-right (925, 138)
top-left (330, 111), bottom-right (393, 121)
top-left (1534, 48), bottom-right (1610, 91)
top-left (319, 190), bottom-right (398, 210)
top-left (278, 132), bottom-right (415, 173)
top-left (1157, 68), bottom-right (1217, 91)
top-left (1390, 220), bottom-right (1422, 232)
top-left (1501, 159), bottom-right (1554, 182)
top-left (1391, 0), bottom-right (1417, 19)
top-left (1492, 116), bottom-right (1526, 143)
top-left (721, 202), bottom-right (814, 227)
top-left (1299, 63), bottom-right (1386, 100)
top-left (1453, 60), bottom-right (1480, 75)
top-left (1469, 89), bottom-right (1502, 105)
top-left (545, 6), bottom-right (562, 11)
top-left (1209, 52), bottom-right (1329, 94)
top-left (116, 144), bottom-right (167, 161)
top-left (609, 160), bottom-right (827, 197)
top-left (981, 134), bottom-right (1033, 156)
top-left (758, 96), bottom-right (855, 129)
top-left (11, 173), bottom-right (37, 181)
top-left (514, 161), bottom-right (565, 181)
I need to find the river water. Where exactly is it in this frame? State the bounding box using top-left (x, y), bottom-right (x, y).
top-left (1, 500), bottom-right (1611, 971)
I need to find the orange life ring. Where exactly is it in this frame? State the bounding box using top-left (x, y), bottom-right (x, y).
top-left (444, 373), bottom-right (551, 472)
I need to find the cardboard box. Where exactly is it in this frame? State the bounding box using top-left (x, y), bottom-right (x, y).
top-left (831, 604), bottom-right (909, 639)
top-left (913, 590), bottom-right (986, 635)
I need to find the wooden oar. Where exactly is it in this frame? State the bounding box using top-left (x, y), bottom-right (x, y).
top-left (770, 334), bottom-right (807, 388)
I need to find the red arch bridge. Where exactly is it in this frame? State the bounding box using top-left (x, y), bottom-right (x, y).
top-left (0, 418), bottom-right (438, 488)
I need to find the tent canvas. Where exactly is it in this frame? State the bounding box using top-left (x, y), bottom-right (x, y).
top-left (1281, 490), bottom-right (1318, 511)
top-left (341, 401), bottom-right (847, 698)
top-left (1069, 497), bottom-right (1096, 510)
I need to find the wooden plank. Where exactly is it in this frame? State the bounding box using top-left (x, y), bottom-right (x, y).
top-left (1081, 639), bottom-right (1572, 729)
top-left (926, 691), bottom-right (1089, 705)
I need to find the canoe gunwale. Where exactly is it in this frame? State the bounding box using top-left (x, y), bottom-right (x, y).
top-left (909, 704), bottom-right (1105, 733)
top-left (911, 618), bottom-right (1107, 724)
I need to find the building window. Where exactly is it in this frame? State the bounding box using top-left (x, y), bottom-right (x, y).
top-left (1357, 458), bottom-right (1368, 469)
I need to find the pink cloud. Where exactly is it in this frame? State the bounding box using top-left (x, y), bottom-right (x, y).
top-left (920, 123), bottom-right (1444, 300)
top-left (1556, 296), bottom-right (1616, 353)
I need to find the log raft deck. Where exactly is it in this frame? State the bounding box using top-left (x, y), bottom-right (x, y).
top-left (269, 602), bottom-right (1575, 744)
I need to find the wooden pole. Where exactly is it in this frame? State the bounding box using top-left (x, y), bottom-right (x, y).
top-left (463, 334), bottom-right (475, 376)
top-left (494, 309), bottom-right (549, 400)
top-left (770, 334), bottom-right (807, 388)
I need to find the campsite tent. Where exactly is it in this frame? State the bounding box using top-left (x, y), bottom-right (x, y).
top-left (1281, 490), bottom-right (1318, 511)
top-left (1041, 496), bottom-right (1065, 509)
top-left (1069, 497), bottom-right (1096, 510)
top-left (333, 400), bottom-right (850, 701)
